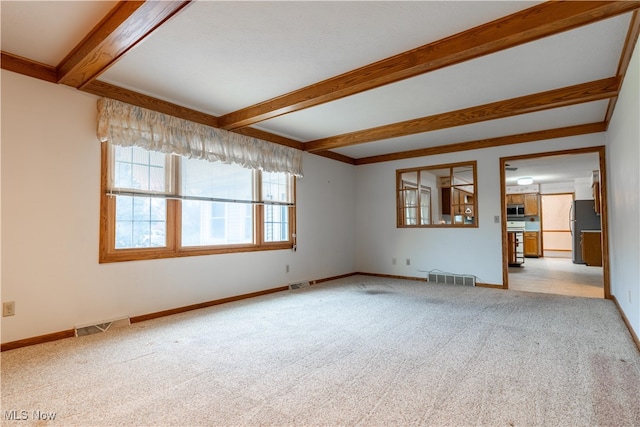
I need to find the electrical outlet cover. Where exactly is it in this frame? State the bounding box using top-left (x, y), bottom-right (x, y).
top-left (3, 301), bottom-right (15, 317)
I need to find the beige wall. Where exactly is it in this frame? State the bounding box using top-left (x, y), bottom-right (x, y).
top-left (606, 38), bottom-right (640, 337)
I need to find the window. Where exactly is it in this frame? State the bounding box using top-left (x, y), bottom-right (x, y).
top-left (397, 161), bottom-right (477, 227)
top-left (100, 144), bottom-right (295, 262)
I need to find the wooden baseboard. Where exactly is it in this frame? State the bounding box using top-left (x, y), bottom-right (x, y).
top-left (312, 272), bottom-right (359, 284)
top-left (130, 285), bottom-right (289, 324)
top-left (356, 272), bottom-right (503, 289)
top-left (355, 272), bottom-right (427, 282)
top-left (1, 329), bottom-right (75, 352)
top-left (476, 283), bottom-right (504, 289)
top-left (610, 295), bottom-right (640, 353)
top-left (1, 275), bottom-right (356, 351)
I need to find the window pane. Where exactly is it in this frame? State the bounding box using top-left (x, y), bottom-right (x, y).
top-left (182, 200), bottom-right (253, 246)
top-left (182, 158), bottom-right (253, 200)
top-left (262, 172), bottom-right (291, 203)
top-left (264, 205), bottom-right (289, 242)
top-left (113, 145), bottom-right (167, 192)
top-left (114, 195), bottom-right (166, 248)
top-left (420, 189), bottom-right (431, 225)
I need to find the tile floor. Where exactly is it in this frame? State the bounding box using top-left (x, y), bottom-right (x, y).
top-left (508, 256), bottom-right (604, 298)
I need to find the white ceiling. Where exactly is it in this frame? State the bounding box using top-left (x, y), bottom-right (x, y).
top-left (504, 152), bottom-right (600, 186)
top-left (1, 1), bottom-right (637, 184)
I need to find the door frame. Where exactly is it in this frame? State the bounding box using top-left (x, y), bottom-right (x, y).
top-left (500, 146), bottom-right (610, 299)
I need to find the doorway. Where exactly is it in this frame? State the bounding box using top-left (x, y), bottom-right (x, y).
top-left (501, 147), bottom-right (609, 299)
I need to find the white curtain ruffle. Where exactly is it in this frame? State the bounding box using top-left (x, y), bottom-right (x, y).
top-left (97, 98), bottom-right (303, 177)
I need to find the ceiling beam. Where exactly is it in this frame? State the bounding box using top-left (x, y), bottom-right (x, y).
top-left (355, 123), bottom-right (607, 165)
top-left (0, 49), bottom-right (303, 151)
top-left (312, 151), bottom-right (357, 165)
top-left (57, 1), bottom-right (191, 89)
top-left (217, 1), bottom-right (640, 131)
top-left (231, 127), bottom-right (303, 150)
top-left (82, 80), bottom-right (218, 128)
top-left (605, 10), bottom-right (640, 126)
top-left (1, 51), bottom-right (57, 83)
top-left (304, 77), bottom-right (620, 153)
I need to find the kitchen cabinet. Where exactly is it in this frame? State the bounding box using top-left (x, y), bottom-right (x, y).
top-left (506, 194), bottom-right (525, 205)
top-left (524, 232), bottom-right (539, 257)
top-left (524, 193), bottom-right (539, 216)
top-left (581, 231), bottom-right (602, 266)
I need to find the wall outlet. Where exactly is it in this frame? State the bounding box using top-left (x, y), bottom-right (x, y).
top-left (494, 215), bottom-right (500, 223)
top-left (286, 264), bottom-right (290, 273)
top-left (406, 258), bottom-right (411, 266)
top-left (629, 290), bottom-right (632, 304)
top-left (392, 258), bottom-right (396, 265)
top-left (3, 301), bottom-right (15, 317)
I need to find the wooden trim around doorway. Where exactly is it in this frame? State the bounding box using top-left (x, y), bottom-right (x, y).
top-left (501, 146), bottom-right (609, 297)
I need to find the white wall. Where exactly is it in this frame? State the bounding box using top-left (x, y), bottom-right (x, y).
top-left (355, 133), bottom-right (606, 285)
top-left (0, 70), bottom-right (356, 343)
top-left (606, 38), bottom-right (640, 338)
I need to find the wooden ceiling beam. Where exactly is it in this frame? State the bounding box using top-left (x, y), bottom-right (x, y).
top-left (1, 51), bottom-right (57, 83)
top-left (231, 127), bottom-right (304, 151)
top-left (57, 1), bottom-right (191, 89)
top-left (312, 151), bottom-right (357, 165)
top-left (82, 80), bottom-right (218, 128)
top-left (218, 1), bottom-right (640, 131)
top-left (605, 10), bottom-right (640, 126)
top-left (355, 123), bottom-right (607, 166)
top-left (304, 77), bottom-right (620, 153)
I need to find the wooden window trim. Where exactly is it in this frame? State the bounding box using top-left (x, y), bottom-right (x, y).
top-left (99, 144), bottom-right (295, 263)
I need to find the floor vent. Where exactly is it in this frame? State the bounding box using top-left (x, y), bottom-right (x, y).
top-left (289, 281), bottom-right (310, 290)
top-left (428, 273), bottom-right (475, 287)
top-left (75, 318), bottom-right (130, 337)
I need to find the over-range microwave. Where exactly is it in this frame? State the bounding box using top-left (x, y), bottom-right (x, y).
top-left (506, 204), bottom-right (525, 217)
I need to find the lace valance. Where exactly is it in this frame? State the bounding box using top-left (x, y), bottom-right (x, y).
top-left (96, 98), bottom-right (303, 177)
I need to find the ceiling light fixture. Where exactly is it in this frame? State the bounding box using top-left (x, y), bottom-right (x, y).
top-left (517, 177), bottom-right (534, 185)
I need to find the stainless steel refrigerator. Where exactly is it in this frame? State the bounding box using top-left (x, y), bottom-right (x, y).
top-left (570, 200), bottom-right (601, 264)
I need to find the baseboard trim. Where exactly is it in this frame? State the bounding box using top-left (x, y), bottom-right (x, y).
top-left (475, 283), bottom-right (504, 289)
top-left (357, 273), bottom-right (502, 289)
top-left (133, 273), bottom-right (363, 323)
top-left (610, 295), bottom-right (640, 353)
top-left (1, 329), bottom-right (75, 352)
top-left (130, 285), bottom-right (289, 324)
top-left (356, 272), bottom-right (427, 282)
top-left (313, 272), bottom-right (359, 284)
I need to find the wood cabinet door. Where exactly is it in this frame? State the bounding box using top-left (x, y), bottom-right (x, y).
top-left (508, 194), bottom-right (525, 204)
top-left (581, 232), bottom-right (602, 266)
top-left (524, 232), bottom-right (538, 256)
top-left (524, 194), bottom-right (539, 216)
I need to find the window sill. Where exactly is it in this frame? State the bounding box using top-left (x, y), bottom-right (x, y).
top-left (99, 242), bottom-right (294, 263)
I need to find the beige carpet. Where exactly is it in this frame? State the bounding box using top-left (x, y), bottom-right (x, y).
top-left (2, 275), bottom-right (639, 426)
